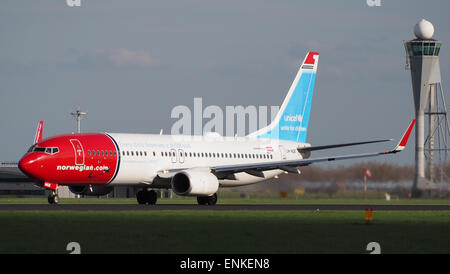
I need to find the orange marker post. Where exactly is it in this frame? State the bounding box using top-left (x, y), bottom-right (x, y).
top-left (365, 208), bottom-right (373, 224)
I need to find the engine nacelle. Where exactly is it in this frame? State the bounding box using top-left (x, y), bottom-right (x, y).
top-left (171, 169), bottom-right (219, 196)
top-left (68, 185), bottom-right (114, 196)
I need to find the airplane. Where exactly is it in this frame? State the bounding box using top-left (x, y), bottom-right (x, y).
top-left (15, 51), bottom-right (415, 205)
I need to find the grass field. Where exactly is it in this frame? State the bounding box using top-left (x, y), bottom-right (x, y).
top-left (0, 210), bottom-right (449, 254)
top-left (0, 194), bottom-right (448, 254)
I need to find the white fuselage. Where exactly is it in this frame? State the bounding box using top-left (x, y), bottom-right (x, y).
top-left (109, 133), bottom-right (308, 187)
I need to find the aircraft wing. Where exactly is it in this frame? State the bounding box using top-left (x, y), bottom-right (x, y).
top-left (212, 119), bottom-right (415, 175)
top-left (297, 139), bottom-right (392, 153)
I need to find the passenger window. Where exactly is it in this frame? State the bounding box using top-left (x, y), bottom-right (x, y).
top-left (88, 150), bottom-right (91, 156)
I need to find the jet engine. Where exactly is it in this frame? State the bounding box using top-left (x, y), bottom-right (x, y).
top-left (171, 169), bottom-right (219, 196)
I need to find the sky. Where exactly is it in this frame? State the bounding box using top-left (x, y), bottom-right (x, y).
top-left (1, 0), bottom-right (449, 166)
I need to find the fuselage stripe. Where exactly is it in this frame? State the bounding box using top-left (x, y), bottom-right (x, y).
top-left (104, 133), bottom-right (121, 184)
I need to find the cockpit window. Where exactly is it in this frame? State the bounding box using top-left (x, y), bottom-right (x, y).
top-left (29, 146), bottom-right (59, 155)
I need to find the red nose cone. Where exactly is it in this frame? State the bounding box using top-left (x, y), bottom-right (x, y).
top-left (18, 153), bottom-right (43, 180)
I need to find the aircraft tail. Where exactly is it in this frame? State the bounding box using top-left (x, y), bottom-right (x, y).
top-left (248, 51), bottom-right (319, 143)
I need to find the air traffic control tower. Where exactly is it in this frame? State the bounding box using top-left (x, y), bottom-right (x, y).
top-left (404, 19), bottom-right (449, 196)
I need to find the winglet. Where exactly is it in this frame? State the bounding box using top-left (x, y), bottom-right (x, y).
top-left (392, 119), bottom-right (415, 152)
top-left (33, 121), bottom-right (43, 144)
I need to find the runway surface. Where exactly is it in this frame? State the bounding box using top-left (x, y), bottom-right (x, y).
top-left (0, 204), bottom-right (449, 211)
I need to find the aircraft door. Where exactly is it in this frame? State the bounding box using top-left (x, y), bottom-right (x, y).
top-left (279, 145), bottom-right (287, 160)
top-left (70, 139), bottom-right (85, 165)
top-left (178, 149), bottom-right (185, 163)
top-left (170, 149), bottom-right (177, 163)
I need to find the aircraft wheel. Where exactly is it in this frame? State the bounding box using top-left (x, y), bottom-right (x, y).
top-left (48, 194), bottom-right (59, 204)
top-left (207, 193), bottom-right (217, 205)
top-left (147, 190), bottom-right (158, 205)
top-left (197, 196), bottom-right (208, 205)
top-left (137, 190), bottom-right (158, 205)
top-left (136, 190), bottom-right (146, 204)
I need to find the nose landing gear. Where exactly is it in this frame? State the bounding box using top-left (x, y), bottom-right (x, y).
top-left (44, 182), bottom-right (60, 204)
top-left (48, 192), bottom-right (59, 204)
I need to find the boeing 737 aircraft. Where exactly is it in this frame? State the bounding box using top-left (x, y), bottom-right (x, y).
top-left (15, 52), bottom-right (415, 205)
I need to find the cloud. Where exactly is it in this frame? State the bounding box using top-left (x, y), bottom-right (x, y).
top-left (108, 48), bottom-right (154, 67)
top-left (70, 48), bottom-right (157, 68)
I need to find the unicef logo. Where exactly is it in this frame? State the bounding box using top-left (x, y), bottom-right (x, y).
top-left (284, 114), bottom-right (303, 122)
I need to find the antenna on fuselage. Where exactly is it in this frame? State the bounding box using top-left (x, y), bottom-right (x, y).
top-left (71, 107), bottom-right (87, 133)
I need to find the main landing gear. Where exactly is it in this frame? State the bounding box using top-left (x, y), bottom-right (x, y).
top-left (48, 191), bottom-right (59, 204)
top-left (197, 193), bottom-right (218, 206)
top-left (136, 189), bottom-right (158, 205)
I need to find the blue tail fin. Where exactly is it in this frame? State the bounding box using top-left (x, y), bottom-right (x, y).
top-left (249, 51), bottom-right (319, 143)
